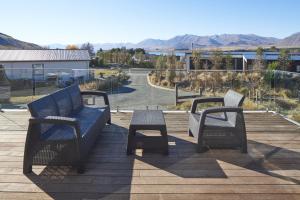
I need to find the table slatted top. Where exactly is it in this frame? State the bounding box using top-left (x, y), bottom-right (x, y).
top-left (130, 110), bottom-right (166, 127)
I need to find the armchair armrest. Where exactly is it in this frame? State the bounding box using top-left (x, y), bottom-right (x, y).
top-left (81, 91), bottom-right (109, 106)
top-left (203, 106), bottom-right (243, 115)
top-left (199, 106), bottom-right (243, 127)
top-left (191, 97), bottom-right (224, 113)
top-left (29, 116), bottom-right (81, 138)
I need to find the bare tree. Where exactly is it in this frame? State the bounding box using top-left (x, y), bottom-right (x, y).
top-left (80, 42), bottom-right (95, 56)
top-left (253, 47), bottom-right (265, 70)
top-left (192, 50), bottom-right (202, 70)
top-left (210, 50), bottom-right (224, 70)
top-left (278, 49), bottom-right (290, 71)
top-left (225, 54), bottom-right (233, 70)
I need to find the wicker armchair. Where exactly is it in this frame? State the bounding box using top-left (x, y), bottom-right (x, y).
top-left (188, 90), bottom-right (247, 153)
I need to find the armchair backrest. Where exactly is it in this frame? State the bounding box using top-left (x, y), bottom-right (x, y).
top-left (224, 90), bottom-right (245, 125)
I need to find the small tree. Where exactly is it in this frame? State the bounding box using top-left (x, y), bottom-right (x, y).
top-left (191, 50), bottom-right (202, 70)
top-left (225, 54), bottom-right (233, 70)
top-left (265, 61), bottom-right (279, 87)
top-left (267, 61), bottom-right (279, 70)
top-left (278, 49), bottom-right (290, 71)
top-left (80, 42), bottom-right (95, 56)
top-left (166, 55), bottom-right (176, 86)
top-left (134, 52), bottom-right (145, 63)
top-left (210, 50), bottom-right (223, 70)
top-left (155, 55), bottom-right (167, 82)
top-left (270, 46), bottom-right (278, 52)
top-left (253, 47), bottom-right (265, 70)
top-left (66, 44), bottom-right (79, 50)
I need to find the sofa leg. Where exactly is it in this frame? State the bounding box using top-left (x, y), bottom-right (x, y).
top-left (188, 129), bottom-right (193, 137)
top-left (196, 144), bottom-right (209, 153)
top-left (241, 145), bottom-right (248, 153)
top-left (77, 165), bottom-right (85, 174)
top-left (23, 164), bottom-right (32, 174)
top-left (107, 118), bottom-right (111, 125)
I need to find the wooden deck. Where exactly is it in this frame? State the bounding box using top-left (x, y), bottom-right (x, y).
top-left (0, 111), bottom-right (299, 200)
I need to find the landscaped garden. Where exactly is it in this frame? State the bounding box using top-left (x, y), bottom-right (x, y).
top-left (149, 69), bottom-right (300, 122)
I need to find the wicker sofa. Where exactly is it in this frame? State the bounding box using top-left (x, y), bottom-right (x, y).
top-left (188, 90), bottom-right (247, 153)
top-left (23, 84), bottom-right (111, 174)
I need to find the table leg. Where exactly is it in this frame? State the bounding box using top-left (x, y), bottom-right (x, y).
top-left (160, 127), bottom-right (169, 155)
top-left (127, 127), bottom-right (135, 155)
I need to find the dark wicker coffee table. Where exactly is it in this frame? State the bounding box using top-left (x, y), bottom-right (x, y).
top-left (126, 110), bottom-right (168, 155)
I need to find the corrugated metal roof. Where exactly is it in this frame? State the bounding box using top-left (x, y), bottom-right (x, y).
top-left (187, 51), bottom-right (300, 61)
top-left (0, 50), bottom-right (91, 62)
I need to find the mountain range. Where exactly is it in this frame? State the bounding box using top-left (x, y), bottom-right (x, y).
top-left (0, 33), bottom-right (42, 50)
top-left (1, 32), bottom-right (300, 50)
top-left (55, 33), bottom-right (300, 50)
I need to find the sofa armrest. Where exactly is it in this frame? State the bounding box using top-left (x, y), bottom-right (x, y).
top-left (191, 97), bottom-right (224, 113)
top-left (29, 116), bottom-right (81, 138)
top-left (81, 91), bottom-right (109, 106)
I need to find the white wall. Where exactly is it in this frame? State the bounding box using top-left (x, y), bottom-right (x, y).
top-left (0, 61), bottom-right (90, 80)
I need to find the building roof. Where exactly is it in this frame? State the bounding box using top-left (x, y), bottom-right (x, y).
top-left (0, 50), bottom-right (91, 62)
top-left (186, 51), bottom-right (300, 61)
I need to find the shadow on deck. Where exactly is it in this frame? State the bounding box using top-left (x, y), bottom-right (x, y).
top-left (0, 112), bottom-right (299, 199)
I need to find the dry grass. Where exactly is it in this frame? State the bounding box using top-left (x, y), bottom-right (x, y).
top-left (94, 69), bottom-right (119, 77)
top-left (9, 86), bottom-right (58, 104)
top-left (291, 113), bottom-right (300, 123)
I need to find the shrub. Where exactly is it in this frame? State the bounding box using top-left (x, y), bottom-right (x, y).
top-left (275, 98), bottom-right (298, 110)
top-left (276, 89), bottom-right (293, 99)
top-left (161, 80), bottom-right (169, 87)
top-left (80, 82), bottom-right (97, 90)
top-left (291, 113), bottom-right (300, 123)
top-left (237, 87), bottom-right (249, 96)
top-left (242, 99), bottom-right (266, 110)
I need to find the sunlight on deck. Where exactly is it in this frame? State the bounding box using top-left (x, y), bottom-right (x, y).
top-left (0, 111), bottom-right (299, 199)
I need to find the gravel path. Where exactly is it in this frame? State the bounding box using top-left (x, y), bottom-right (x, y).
top-left (108, 71), bottom-right (176, 110)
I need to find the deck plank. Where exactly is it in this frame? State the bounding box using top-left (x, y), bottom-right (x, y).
top-left (0, 111), bottom-right (299, 199)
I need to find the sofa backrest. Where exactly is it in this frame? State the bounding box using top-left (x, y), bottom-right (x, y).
top-left (51, 89), bottom-right (73, 117)
top-left (28, 95), bottom-right (59, 134)
top-left (27, 84), bottom-right (83, 134)
top-left (66, 84), bottom-right (83, 113)
top-left (224, 90), bottom-right (245, 125)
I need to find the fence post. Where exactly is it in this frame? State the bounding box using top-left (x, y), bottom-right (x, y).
top-left (255, 90), bottom-right (258, 103)
top-left (199, 87), bottom-right (203, 97)
top-left (175, 84), bottom-right (178, 106)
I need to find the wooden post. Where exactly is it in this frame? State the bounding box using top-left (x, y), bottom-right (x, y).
top-left (255, 90), bottom-right (258, 103)
top-left (175, 84), bottom-right (178, 106)
top-left (199, 87), bottom-right (203, 97)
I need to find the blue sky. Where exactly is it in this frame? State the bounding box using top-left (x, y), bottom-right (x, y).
top-left (1, 0), bottom-right (300, 44)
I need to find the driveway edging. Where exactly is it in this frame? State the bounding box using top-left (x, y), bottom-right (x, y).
top-left (146, 73), bottom-right (175, 92)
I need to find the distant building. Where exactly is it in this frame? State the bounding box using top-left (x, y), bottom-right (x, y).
top-left (0, 49), bottom-right (91, 81)
top-left (186, 51), bottom-right (300, 72)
